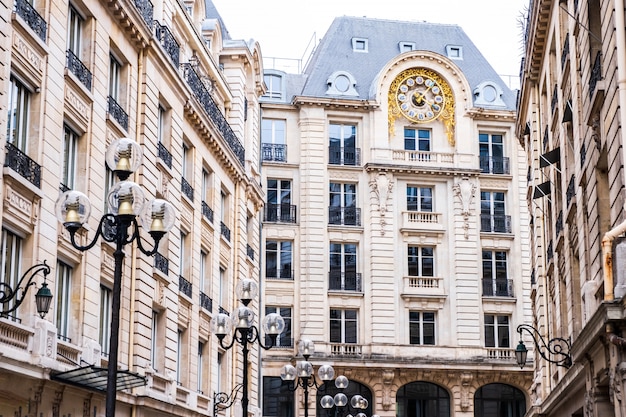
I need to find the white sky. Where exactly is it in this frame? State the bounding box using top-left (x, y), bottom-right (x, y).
top-left (212, 0), bottom-right (529, 89)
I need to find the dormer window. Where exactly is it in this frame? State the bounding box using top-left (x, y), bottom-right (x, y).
top-left (352, 38), bottom-right (368, 53)
top-left (446, 45), bottom-right (463, 59)
top-left (326, 71), bottom-right (358, 96)
top-left (399, 42), bottom-right (416, 53)
top-left (262, 71), bottom-right (286, 101)
top-left (473, 81), bottom-right (506, 107)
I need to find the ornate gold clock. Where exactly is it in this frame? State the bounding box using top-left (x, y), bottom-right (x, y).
top-left (388, 68), bottom-right (456, 146)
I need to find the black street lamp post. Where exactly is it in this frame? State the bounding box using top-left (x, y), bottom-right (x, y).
top-left (55, 138), bottom-right (176, 417)
top-left (515, 323), bottom-right (572, 368)
top-left (211, 279), bottom-right (285, 417)
top-left (280, 339), bottom-right (336, 417)
top-left (0, 260), bottom-right (52, 319)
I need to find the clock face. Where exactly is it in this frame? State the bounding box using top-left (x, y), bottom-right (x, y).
top-left (395, 73), bottom-right (446, 123)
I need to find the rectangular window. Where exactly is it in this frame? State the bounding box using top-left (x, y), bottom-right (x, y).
top-left (399, 42), bottom-right (416, 53)
top-left (480, 191), bottom-right (508, 232)
top-left (329, 243), bottom-right (358, 291)
top-left (62, 124), bottom-right (78, 191)
top-left (265, 306), bottom-right (292, 347)
top-left (407, 246), bottom-right (434, 277)
top-left (158, 105), bottom-right (166, 144)
top-left (484, 314), bottom-right (510, 348)
top-left (67, 6), bottom-right (82, 56)
top-left (329, 182), bottom-right (358, 225)
top-left (479, 133), bottom-right (506, 174)
top-left (482, 250), bottom-right (509, 296)
top-left (109, 55), bottom-right (121, 101)
top-left (56, 261), bottom-right (72, 340)
top-left (201, 169), bottom-right (211, 203)
top-left (404, 128), bottom-right (431, 151)
top-left (263, 376), bottom-right (294, 417)
top-left (406, 186), bottom-right (433, 212)
top-left (0, 229), bottom-right (22, 318)
top-left (103, 166), bottom-right (115, 213)
top-left (261, 119), bottom-right (286, 144)
top-left (409, 311), bottom-right (436, 345)
top-left (182, 143), bottom-right (192, 179)
top-left (329, 123), bottom-right (357, 165)
top-left (265, 240), bottom-right (293, 279)
top-left (99, 285), bottom-right (112, 354)
top-left (200, 250), bottom-right (208, 293)
top-left (218, 267), bottom-right (225, 308)
top-left (176, 329), bottom-right (183, 384)
top-left (179, 231), bottom-right (188, 278)
top-left (330, 309), bottom-right (357, 343)
top-left (7, 77), bottom-right (30, 150)
top-left (151, 310), bottom-right (159, 370)
top-left (197, 341), bottom-right (205, 393)
top-left (217, 351), bottom-right (223, 394)
top-left (267, 179), bottom-right (291, 205)
top-left (263, 74), bottom-right (283, 100)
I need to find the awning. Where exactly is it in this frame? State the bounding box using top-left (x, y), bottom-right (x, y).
top-left (540, 147), bottom-right (561, 167)
top-left (533, 181), bottom-right (551, 199)
top-left (50, 365), bottom-right (147, 392)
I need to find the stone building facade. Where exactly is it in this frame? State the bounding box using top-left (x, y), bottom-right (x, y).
top-left (517, 0), bottom-right (626, 416)
top-left (0, 0), bottom-right (265, 415)
top-left (259, 16), bottom-right (534, 417)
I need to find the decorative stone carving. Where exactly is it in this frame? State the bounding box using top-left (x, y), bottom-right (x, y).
top-left (381, 369), bottom-right (395, 410)
top-left (370, 173), bottom-right (393, 236)
top-left (453, 177), bottom-right (476, 239)
top-left (460, 372), bottom-right (473, 411)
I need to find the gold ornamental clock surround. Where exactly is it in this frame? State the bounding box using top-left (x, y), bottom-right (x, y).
top-left (388, 67), bottom-right (455, 146)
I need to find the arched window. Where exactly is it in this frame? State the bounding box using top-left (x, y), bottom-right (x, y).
top-left (316, 380), bottom-right (372, 417)
top-left (396, 382), bottom-right (450, 417)
top-left (474, 383), bottom-right (526, 417)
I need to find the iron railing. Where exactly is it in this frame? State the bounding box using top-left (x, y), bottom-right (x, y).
top-left (261, 143), bottom-right (287, 162)
top-left (566, 175), bottom-right (576, 206)
top-left (246, 244), bottom-right (254, 260)
top-left (134, 0), bottom-right (153, 27)
top-left (158, 142), bottom-right (172, 168)
top-left (154, 21), bottom-right (179, 67)
top-left (220, 221), bottom-right (231, 241)
top-left (154, 252), bottom-right (169, 275)
top-left (4, 142), bottom-right (41, 187)
top-left (329, 146), bottom-right (360, 166)
top-left (479, 156), bottom-right (510, 174)
top-left (482, 278), bottom-right (514, 297)
top-left (180, 63), bottom-right (245, 165)
top-left (328, 206), bottom-right (361, 226)
top-left (181, 177), bottom-right (194, 201)
top-left (66, 49), bottom-right (92, 91)
top-left (589, 51), bottom-right (602, 99)
top-left (107, 96), bottom-right (128, 130)
top-left (199, 292), bottom-right (212, 312)
top-left (201, 201), bottom-right (214, 223)
top-left (264, 203), bottom-right (297, 223)
top-left (266, 267), bottom-right (293, 280)
top-left (328, 271), bottom-right (362, 292)
top-left (15, 0), bottom-right (47, 41)
top-left (480, 214), bottom-right (512, 233)
top-left (179, 275), bottom-right (192, 298)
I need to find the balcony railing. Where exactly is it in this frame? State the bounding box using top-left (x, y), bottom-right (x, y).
top-left (180, 63), bottom-right (244, 166)
top-left (179, 275), bottom-right (192, 298)
top-left (107, 96), bottom-right (129, 130)
top-left (246, 244), bottom-right (254, 260)
top-left (482, 278), bottom-right (514, 297)
top-left (220, 221), bottom-right (231, 241)
top-left (328, 271), bottom-right (362, 292)
top-left (392, 150), bottom-right (455, 164)
top-left (589, 51), bottom-right (602, 99)
top-left (158, 142), bottom-right (172, 169)
top-left (201, 201), bottom-right (214, 223)
top-left (154, 252), bottom-right (169, 275)
top-left (556, 210), bottom-right (563, 236)
top-left (403, 211), bottom-right (441, 226)
top-left (264, 203), bottom-right (297, 223)
top-left (66, 49), bottom-right (92, 91)
top-left (407, 276), bottom-right (441, 289)
top-left (329, 146), bottom-right (360, 166)
top-left (181, 177), bottom-right (194, 201)
top-left (261, 143), bottom-right (287, 162)
top-left (199, 292), bottom-right (212, 312)
top-left (328, 206), bottom-right (361, 226)
top-left (154, 21), bottom-right (179, 67)
top-left (15, 0), bottom-right (47, 41)
top-left (330, 343), bottom-right (362, 356)
top-left (134, 0), bottom-right (153, 27)
top-left (4, 142), bottom-right (41, 188)
top-left (265, 336), bottom-right (294, 348)
top-left (566, 175), bottom-right (576, 206)
top-left (486, 347), bottom-right (514, 361)
top-left (479, 156), bottom-right (510, 174)
top-left (266, 267), bottom-right (293, 280)
top-left (480, 214), bottom-right (512, 233)
top-left (561, 33), bottom-right (570, 68)
top-left (218, 306), bottom-right (229, 315)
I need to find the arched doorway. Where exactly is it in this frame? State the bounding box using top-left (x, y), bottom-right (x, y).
top-left (396, 381), bottom-right (450, 417)
top-left (315, 379), bottom-right (373, 417)
top-left (474, 383), bottom-right (526, 417)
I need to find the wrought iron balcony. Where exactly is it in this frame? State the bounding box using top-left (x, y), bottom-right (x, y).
top-left (264, 203), bottom-right (297, 223)
top-left (218, 306), bottom-right (229, 315)
top-left (265, 335), bottom-right (294, 348)
top-left (328, 206), bottom-right (361, 226)
top-left (480, 214), bottom-right (512, 233)
top-left (179, 275), bottom-right (192, 298)
top-left (561, 33), bottom-right (570, 68)
top-left (199, 292), bottom-right (212, 312)
top-left (154, 21), bottom-right (179, 67)
top-left (15, 0), bottom-right (47, 41)
top-left (589, 51), bottom-right (602, 99)
top-left (154, 252), bottom-right (169, 275)
top-left (246, 244), bottom-right (254, 260)
top-left (180, 63), bottom-right (244, 166)
top-left (107, 96), bottom-right (128, 130)
top-left (158, 142), bottom-right (172, 169)
top-left (201, 201), bottom-right (214, 223)
top-left (556, 210), bottom-right (563, 237)
top-left (328, 271), bottom-right (362, 292)
top-left (134, 0), bottom-right (153, 27)
top-left (66, 50), bottom-right (92, 91)
top-left (4, 142), bottom-right (41, 188)
top-left (181, 177), bottom-right (194, 201)
top-left (329, 146), bottom-right (360, 166)
top-left (266, 267), bottom-right (293, 280)
top-left (482, 278), bottom-right (514, 297)
top-left (220, 221), bottom-right (231, 241)
top-left (566, 175), bottom-right (576, 206)
top-left (479, 156), bottom-right (510, 175)
top-left (261, 143), bottom-right (287, 162)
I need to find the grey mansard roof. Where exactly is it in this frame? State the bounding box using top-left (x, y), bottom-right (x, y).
top-left (285, 16), bottom-right (516, 110)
